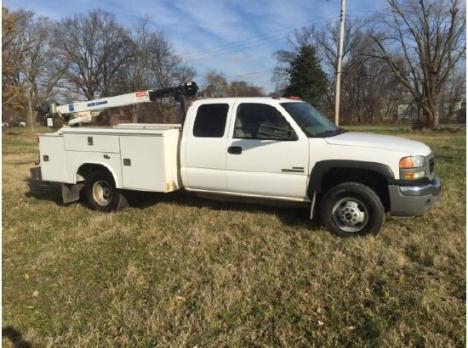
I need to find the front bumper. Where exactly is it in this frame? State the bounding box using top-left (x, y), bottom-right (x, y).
top-left (388, 176), bottom-right (441, 216)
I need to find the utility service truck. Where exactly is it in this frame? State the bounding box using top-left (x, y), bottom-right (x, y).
top-left (31, 82), bottom-right (441, 237)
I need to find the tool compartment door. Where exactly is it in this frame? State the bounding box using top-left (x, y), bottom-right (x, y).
top-left (64, 134), bottom-right (120, 153)
top-left (119, 135), bottom-right (167, 191)
top-left (39, 135), bottom-right (68, 182)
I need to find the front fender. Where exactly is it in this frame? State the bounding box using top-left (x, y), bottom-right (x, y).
top-left (308, 160), bottom-right (395, 194)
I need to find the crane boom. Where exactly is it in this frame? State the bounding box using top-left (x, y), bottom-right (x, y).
top-left (56, 90), bottom-right (153, 115)
top-left (39, 81), bottom-right (198, 127)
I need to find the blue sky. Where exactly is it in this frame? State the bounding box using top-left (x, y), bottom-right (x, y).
top-left (4, 0), bottom-right (387, 92)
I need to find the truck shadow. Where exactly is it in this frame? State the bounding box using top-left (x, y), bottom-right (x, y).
top-left (123, 190), bottom-right (320, 229)
top-left (25, 179), bottom-right (63, 204)
top-left (2, 326), bottom-right (32, 348)
top-left (25, 180), bottom-right (320, 229)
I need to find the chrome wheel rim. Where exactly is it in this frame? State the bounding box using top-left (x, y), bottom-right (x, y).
top-left (331, 197), bottom-right (369, 233)
top-left (92, 180), bottom-right (113, 206)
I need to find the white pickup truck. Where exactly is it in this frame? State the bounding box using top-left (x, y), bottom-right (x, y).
top-left (31, 96), bottom-right (441, 237)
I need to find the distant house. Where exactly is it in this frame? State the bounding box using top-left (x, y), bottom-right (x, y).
top-left (109, 108), bottom-right (132, 126)
top-left (397, 95), bottom-right (464, 123)
top-left (397, 100), bottom-right (418, 122)
top-left (110, 117), bottom-right (132, 126)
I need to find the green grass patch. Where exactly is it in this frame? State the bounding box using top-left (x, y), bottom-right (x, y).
top-left (2, 127), bottom-right (465, 346)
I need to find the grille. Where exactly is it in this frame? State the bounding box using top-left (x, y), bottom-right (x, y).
top-left (429, 158), bottom-right (435, 174)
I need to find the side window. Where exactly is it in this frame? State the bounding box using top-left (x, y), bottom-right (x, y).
top-left (234, 103), bottom-right (296, 140)
top-left (193, 104), bottom-right (229, 138)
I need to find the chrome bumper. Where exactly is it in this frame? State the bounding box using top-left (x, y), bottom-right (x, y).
top-left (388, 176), bottom-right (441, 216)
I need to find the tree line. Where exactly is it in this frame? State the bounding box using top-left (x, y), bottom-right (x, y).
top-left (2, 8), bottom-right (198, 125)
top-left (2, 7), bottom-right (266, 126)
top-left (273, 0), bottom-right (465, 128)
top-left (2, 0), bottom-right (465, 128)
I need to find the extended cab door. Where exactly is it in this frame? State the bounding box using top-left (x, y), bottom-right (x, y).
top-left (181, 100), bottom-right (233, 191)
top-left (225, 102), bottom-right (309, 200)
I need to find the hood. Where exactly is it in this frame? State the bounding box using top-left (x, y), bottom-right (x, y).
top-left (324, 132), bottom-right (431, 155)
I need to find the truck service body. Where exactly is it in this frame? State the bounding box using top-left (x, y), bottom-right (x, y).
top-left (31, 85), bottom-right (441, 237)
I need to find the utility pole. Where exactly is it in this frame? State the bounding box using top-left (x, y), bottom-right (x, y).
top-left (27, 85), bottom-right (34, 131)
top-left (334, 0), bottom-right (346, 126)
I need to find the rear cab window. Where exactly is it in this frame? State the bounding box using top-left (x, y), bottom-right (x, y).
top-left (193, 104), bottom-right (229, 138)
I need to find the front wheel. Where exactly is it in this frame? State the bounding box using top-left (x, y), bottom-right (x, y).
top-left (83, 173), bottom-right (127, 212)
top-left (319, 182), bottom-right (384, 237)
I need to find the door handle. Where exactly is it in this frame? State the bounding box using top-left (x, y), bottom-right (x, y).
top-left (228, 146), bottom-right (242, 154)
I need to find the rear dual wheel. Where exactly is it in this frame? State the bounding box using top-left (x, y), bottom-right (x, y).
top-left (84, 173), bottom-right (127, 212)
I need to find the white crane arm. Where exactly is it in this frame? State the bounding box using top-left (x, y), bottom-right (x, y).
top-left (39, 82), bottom-right (198, 127)
top-left (56, 91), bottom-right (152, 115)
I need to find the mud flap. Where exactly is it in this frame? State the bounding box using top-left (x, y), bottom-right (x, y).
top-left (30, 166), bottom-right (42, 181)
top-left (61, 183), bottom-right (84, 204)
top-left (116, 191), bottom-right (129, 210)
top-left (309, 191), bottom-right (317, 220)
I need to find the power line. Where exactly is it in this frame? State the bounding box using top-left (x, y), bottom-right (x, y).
top-left (180, 21), bottom-right (319, 59)
top-left (186, 12), bottom-right (381, 90)
top-left (181, 29), bottom-right (294, 59)
top-left (181, 35), bottom-right (285, 62)
top-left (180, 15), bottom-right (341, 63)
top-left (226, 69), bottom-right (272, 79)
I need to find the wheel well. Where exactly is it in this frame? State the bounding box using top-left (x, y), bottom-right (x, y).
top-left (77, 164), bottom-right (115, 186)
top-left (318, 168), bottom-right (390, 211)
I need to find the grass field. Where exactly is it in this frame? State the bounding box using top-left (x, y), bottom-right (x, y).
top-left (2, 126), bottom-right (466, 347)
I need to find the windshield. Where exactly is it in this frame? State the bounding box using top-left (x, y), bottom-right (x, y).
top-left (281, 102), bottom-right (344, 137)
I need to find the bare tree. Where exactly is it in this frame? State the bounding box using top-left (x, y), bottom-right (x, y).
top-left (370, 0), bottom-right (465, 128)
top-left (2, 7), bottom-right (33, 122)
top-left (313, 19), bottom-right (393, 122)
top-left (23, 17), bottom-right (68, 128)
top-left (439, 69), bottom-right (465, 122)
top-left (53, 10), bottom-right (134, 99)
top-left (342, 52), bottom-right (405, 123)
top-left (200, 71), bottom-right (229, 97)
top-left (228, 81), bottom-right (264, 97)
top-left (2, 8), bottom-right (66, 127)
top-left (121, 17), bottom-right (196, 122)
top-left (200, 71), bottom-right (264, 98)
top-left (314, 19), bottom-right (368, 76)
top-left (2, 7), bottom-right (196, 126)
top-left (272, 19), bottom-right (411, 124)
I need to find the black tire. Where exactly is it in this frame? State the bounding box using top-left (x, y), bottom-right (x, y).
top-left (83, 172), bottom-right (127, 212)
top-left (319, 182), bottom-right (384, 237)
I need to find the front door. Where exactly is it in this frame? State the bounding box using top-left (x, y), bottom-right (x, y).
top-left (225, 102), bottom-right (309, 200)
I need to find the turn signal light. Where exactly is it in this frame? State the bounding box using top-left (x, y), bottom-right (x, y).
top-left (401, 171), bottom-right (425, 180)
top-left (399, 156), bottom-right (425, 169)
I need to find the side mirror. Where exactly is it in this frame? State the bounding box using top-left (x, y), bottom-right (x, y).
top-left (257, 122), bottom-right (297, 141)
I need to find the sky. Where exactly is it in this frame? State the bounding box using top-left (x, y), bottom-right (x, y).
top-left (4, 0), bottom-right (388, 93)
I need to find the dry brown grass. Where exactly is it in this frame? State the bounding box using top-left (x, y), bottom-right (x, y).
top-left (2, 126), bottom-right (465, 347)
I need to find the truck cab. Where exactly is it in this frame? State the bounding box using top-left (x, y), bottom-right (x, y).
top-left (181, 97), bottom-right (440, 236)
top-left (31, 96), bottom-right (441, 237)
top-left (181, 98), bottom-right (311, 200)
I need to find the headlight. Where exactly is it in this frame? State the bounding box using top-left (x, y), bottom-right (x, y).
top-left (399, 156), bottom-right (425, 180)
top-left (399, 156), bottom-right (425, 169)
